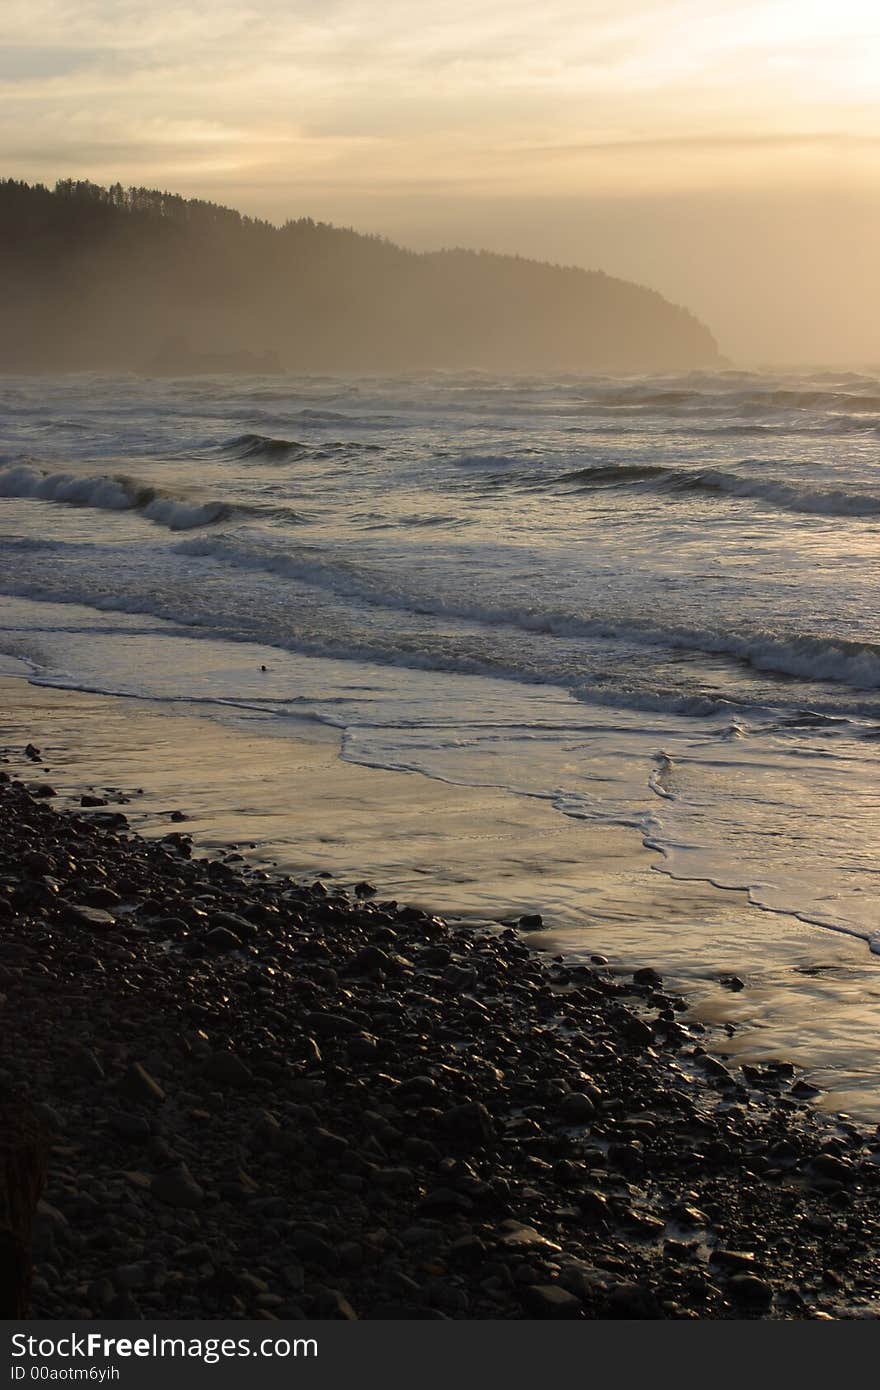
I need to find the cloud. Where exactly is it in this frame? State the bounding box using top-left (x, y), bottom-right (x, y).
top-left (1, 0), bottom-right (879, 365)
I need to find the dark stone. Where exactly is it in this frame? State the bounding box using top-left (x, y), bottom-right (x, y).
top-left (618, 1012), bottom-right (653, 1047)
top-left (203, 926), bottom-right (243, 952)
top-left (441, 1101), bottom-right (495, 1149)
top-left (522, 1284), bottom-right (583, 1319)
top-left (151, 1164), bottom-right (204, 1209)
top-left (804, 1153), bottom-right (855, 1185)
top-left (121, 1064), bottom-right (165, 1106)
top-left (62, 903), bottom-right (116, 930)
top-left (211, 911), bottom-right (258, 941)
top-left (633, 967), bottom-right (662, 987)
top-left (0, 1102), bottom-right (48, 1316)
top-left (728, 1274), bottom-right (773, 1310)
top-left (202, 1052), bottom-right (253, 1087)
top-left (518, 913), bottom-right (545, 931)
top-left (556, 1091), bottom-right (595, 1124)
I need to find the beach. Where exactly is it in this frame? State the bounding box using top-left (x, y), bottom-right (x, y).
top-left (4, 674), bottom-right (880, 1320)
top-left (2, 669), bottom-right (878, 1119)
top-left (2, 367), bottom-right (879, 1119)
top-left (2, 365), bottom-right (880, 1321)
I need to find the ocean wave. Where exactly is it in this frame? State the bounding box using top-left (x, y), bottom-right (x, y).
top-left (557, 461), bottom-right (880, 518)
top-left (218, 432), bottom-right (384, 463)
top-left (0, 463), bottom-right (229, 531)
top-left (228, 432), bottom-right (309, 460)
top-left (591, 384), bottom-right (880, 415)
top-left (171, 533), bottom-right (880, 691)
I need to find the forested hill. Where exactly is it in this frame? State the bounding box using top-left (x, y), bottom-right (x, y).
top-left (0, 179), bottom-right (721, 373)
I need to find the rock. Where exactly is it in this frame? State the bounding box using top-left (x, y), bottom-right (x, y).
top-left (80, 795), bottom-right (107, 808)
top-left (312, 1128), bottom-right (349, 1159)
top-left (418, 1188), bottom-right (473, 1215)
top-left (203, 1052), bottom-right (253, 1088)
top-left (605, 1283), bottom-right (663, 1318)
top-left (804, 1153), bottom-right (855, 1185)
top-left (108, 1111), bottom-right (151, 1142)
top-left (522, 1284), bottom-right (582, 1319)
top-left (721, 975), bottom-right (745, 991)
top-left (212, 911), bottom-right (258, 941)
top-left (618, 1011), bottom-right (653, 1047)
top-left (63, 904), bottom-right (116, 930)
top-left (616, 1206), bottom-right (665, 1237)
top-left (556, 1091), bottom-right (595, 1123)
top-left (290, 1231), bottom-right (338, 1269)
top-left (151, 1164), bottom-right (204, 1209)
top-left (633, 967), bottom-right (662, 987)
top-left (791, 1079), bottom-right (821, 1100)
top-left (32, 1103), bottom-right (63, 1132)
top-left (354, 946), bottom-right (394, 976)
top-left (0, 1103), bottom-right (49, 1314)
top-left (313, 1287), bottom-right (358, 1319)
top-left (728, 1274), bottom-right (773, 1310)
top-left (304, 1012), bottom-right (360, 1037)
top-left (578, 1190), bottom-right (612, 1225)
top-left (518, 913), bottom-right (545, 931)
top-left (114, 1262), bottom-right (156, 1291)
top-left (70, 1047), bottom-right (105, 1081)
top-left (32, 1200), bottom-right (68, 1261)
top-left (710, 1249), bottom-right (756, 1271)
top-left (498, 1221), bottom-right (561, 1254)
top-left (670, 1204), bottom-right (709, 1228)
top-left (370, 1167), bottom-right (415, 1192)
top-left (203, 926), bottom-right (243, 952)
top-left (121, 1063), bottom-right (166, 1106)
top-left (441, 1101), bottom-right (495, 1149)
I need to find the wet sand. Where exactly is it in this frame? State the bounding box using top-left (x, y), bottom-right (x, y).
top-left (5, 721), bottom-right (880, 1319)
top-left (1, 671), bottom-right (878, 1119)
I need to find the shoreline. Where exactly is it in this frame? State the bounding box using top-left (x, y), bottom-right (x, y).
top-left (2, 671), bottom-right (879, 1120)
top-left (3, 700), bottom-right (880, 1317)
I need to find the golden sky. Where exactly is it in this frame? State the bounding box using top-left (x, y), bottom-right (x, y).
top-left (3, 0), bottom-right (879, 362)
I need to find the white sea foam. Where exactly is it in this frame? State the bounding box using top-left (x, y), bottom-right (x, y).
top-left (0, 463), bottom-right (228, 530)
top-left (173, 534), bottom-right (880, 690)
top-left (2, 365), bottom-right (880, 986)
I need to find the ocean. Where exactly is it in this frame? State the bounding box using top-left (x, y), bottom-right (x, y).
top-left (1, 368), bottom-right (879, 1100)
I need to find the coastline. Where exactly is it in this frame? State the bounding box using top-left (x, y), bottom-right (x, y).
top-left (1, 671), bottom-right (878, 1119)
top-left (3, 677), bottom-right (880, 1318)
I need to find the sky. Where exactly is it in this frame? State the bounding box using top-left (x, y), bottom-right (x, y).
top-left (2, 0), bottom-right (879, 363)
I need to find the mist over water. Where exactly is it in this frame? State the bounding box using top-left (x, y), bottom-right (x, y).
top-left (1, 368), bottom-right (879, 967)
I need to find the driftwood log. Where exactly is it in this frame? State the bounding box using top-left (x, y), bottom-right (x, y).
top-left (0, 1102), bottom-right (48, 1316)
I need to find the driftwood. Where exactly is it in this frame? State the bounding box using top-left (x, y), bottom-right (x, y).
top-left (0, 1102), bottom-right (48, 1316)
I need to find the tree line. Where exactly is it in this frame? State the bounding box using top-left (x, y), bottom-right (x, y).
top-left (0, 178), bottom-right (720, 373)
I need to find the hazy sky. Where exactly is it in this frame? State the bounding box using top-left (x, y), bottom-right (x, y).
top-left (3, 0), bottom-right (879, 363)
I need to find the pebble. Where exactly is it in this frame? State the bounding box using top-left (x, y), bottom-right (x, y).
top-left (522, 1284), bottom-right (583, 1318)
top-left (121, 1062), bottom-right (166, 1105)
top-left (151, 1164), bottom-right (205, 1209)
top-left (2, 760), bottom-right (875, 1324)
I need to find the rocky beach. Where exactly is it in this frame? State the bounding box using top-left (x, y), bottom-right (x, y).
top-left (3, 737), bottom-right (880, 1321)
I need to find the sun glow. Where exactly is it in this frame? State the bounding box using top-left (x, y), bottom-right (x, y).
top-left (0, 0), bottom-right (878, 361)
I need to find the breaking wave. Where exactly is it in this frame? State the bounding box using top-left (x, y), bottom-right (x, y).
top-left (557, 462), bottom-right (880, 518)
top-left (0, 463), bottom-right (229, 531)
top-left (173, 533), bottom-right (880, 691)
